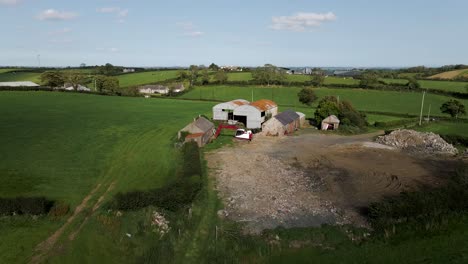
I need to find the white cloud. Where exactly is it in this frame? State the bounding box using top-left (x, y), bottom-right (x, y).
top-left (109, 47), bottom-right (119, 53)
top-left (37, 9), bottom-right (78, 21)
top-left (177, 22), bottom-right (204, 37)
top-left (48, 28), bottom-right (72, 35)
top-left (0, 0), bottom-right (21, 6)
top-left (96, 47), bottom-right (119, 53)
top-left (184, 31), bottom-right (204, 37)
top-left (97, 6), bottom-right (128, 21)
top-left (270, 12), bottom-right (337, 32)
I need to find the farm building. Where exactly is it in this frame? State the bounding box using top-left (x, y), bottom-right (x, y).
top-left (297, 112), bottom-right (306, 127)
top-left (321, 115), bottom-right (340, 130)
top-left (0, 81), bottom-right (39, 87)
top-left (139, 85), bottom-right (169, 95)
top-left (213, 99), bottom-right (250, 121)
top-left (173, 83), bottom-right (185, 93)
top-left (262, 109), bottom-right (303, 136)
top-left (233, 99), bottom-right (278, 129)
top-left (64, 84), bottom-right (91, 92)
top-left (178, 116), bottom-right (215, 147)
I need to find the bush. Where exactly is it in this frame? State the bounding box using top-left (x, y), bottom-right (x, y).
top-left (48, 202), bottom-right (70, 217)
top-left (0, 197), bottom-right (54, 215)
top-left (112, 142), bottom-right (203, 211)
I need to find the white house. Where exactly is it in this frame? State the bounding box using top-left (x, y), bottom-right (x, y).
top-left (64, 84), bottom-right (91, 91)
top-left (138, 85), bottom-right (169, 94)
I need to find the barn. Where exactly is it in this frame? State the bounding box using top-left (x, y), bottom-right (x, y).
top-left (262, 109), bottom-right (302, 136)
top-left (178, 116), bottom-right (215, 147)
top-left (233, 99), bottom-right (278, 129)
top-left (321, 115), bottom-right (340, 130)
top-left (212, 99), bottom-right (250, 121)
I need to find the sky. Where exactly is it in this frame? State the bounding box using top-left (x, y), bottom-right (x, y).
top-left (1, 0), bottom-right (467, 67)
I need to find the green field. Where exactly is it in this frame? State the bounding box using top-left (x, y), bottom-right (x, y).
top-left (414, 121), bottom-right (468, 137)
top-left (180, 85), bottom-right (468, 116)
top-left (226, 72), bottom-right (359, 85)
top-left (0, 92), bottom-right (215, 263)
top-left (0, 71), bottom-right (41, 83)
top-left (0, 68), bottom-right (22, 74)
top-left (117, 70), bottom-right (179, 87)
top-left (382, 78), bottom-right (468, 93)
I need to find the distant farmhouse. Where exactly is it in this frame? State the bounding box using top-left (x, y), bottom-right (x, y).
top-left (220, 65), bottom-right (243, 72)
top-left (63, 83), bottom-right (91, 92)
top-left (123, 68), bottom-right (135, 73)
top-left (138, 85), bottom-right (169, 95)
top-left (0, 81), bottom-right (39, 87)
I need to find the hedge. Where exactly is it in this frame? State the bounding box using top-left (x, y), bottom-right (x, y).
top-left (0, 197), bottom-right (54, 215)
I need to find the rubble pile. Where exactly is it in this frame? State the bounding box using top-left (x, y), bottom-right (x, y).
top-left (376, 129), bottom-right (458, 155)
top-left (150, 211), bottom-right (170, 238)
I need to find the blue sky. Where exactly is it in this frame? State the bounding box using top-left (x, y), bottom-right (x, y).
top-left (1, 0), bottom-right (467, 67)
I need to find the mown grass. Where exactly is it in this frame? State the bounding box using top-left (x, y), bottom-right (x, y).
top-left (180, 85), bottom-right (468, 116)
top-left (117, 70), bottom-right (179, 87)
top-left (0, 92), bottom-right (215, 263)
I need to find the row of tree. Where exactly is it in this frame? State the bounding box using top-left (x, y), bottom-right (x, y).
top-left (40, 71), bottom-right (120, 93)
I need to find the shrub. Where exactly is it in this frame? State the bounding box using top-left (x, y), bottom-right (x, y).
top-left (48, 202), bottom-right (70, 217)
top-left (0, 197), bottom-right (54, 216)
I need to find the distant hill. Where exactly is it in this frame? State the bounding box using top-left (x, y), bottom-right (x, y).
top-left (429, 69), bottom-right (468, 80)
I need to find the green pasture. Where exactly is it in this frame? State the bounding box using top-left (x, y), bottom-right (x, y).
top-left (0, 71), bottom-right (41, 83)
top-left (0, 92), bottom-right (214, 263)
top-left (180, 85), bottom-right (468, 116)
top-left (414, 121), bottom-right (468, 137)
top-left (382, 78), bottom-right (468, 93)
top-left (117, 70), bottom-right (179, 87)
top-left (0, 68), bottom-right (22, 74)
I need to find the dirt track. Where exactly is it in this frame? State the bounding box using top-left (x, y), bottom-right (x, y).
top-left (206, 132), bottom-right (458, 233)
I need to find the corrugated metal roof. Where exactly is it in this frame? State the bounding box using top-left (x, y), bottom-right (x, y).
top-left (0, 81), bottom-right (39, 87)
top-left (274, 109), bottom-right (300, 126)
top-left (213, 99), bottom-right (249, 110)
top-left (250, 99), bottom-right (277, 111)
top-left (186, 133), bottom-right (204, 139)
top-left (194, 117), bottom-right (214, 132)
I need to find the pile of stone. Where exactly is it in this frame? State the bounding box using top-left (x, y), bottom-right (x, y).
top-left (376, 129), bottom-right (458, 155)
top-left (151, 210), bottom-right (170, 238)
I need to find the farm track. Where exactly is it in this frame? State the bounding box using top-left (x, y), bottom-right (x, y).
top-left (29, 130), bottom-right (157, 263)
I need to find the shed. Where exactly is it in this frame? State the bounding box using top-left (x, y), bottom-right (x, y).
top-left (0, 81), bottom-right (39, 87)
top-left (233, 99), bottom-right (278, 129)
top-left (178, 116), bottom-right (215, 147)
top-left (213, 99), bottom-right (250, 121)
top-left (297, 112), bottom-right (306, 127)
top-left (262, 109), bottom-right (301, 136)
top-left (321, 115), bottom-right (340, 130)
top-left (173, 83), bottom-right (185, 93)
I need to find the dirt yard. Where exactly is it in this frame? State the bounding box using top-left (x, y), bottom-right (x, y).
top-left (206, 131), bottom-right (460, 233)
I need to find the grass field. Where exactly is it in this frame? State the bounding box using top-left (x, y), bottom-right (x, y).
top-left (382, 78), bottom-right (468, 93)
top-left (414, 121), bottom-right (468, 137)
top-left (226, 72), bottom-right (359, 85)
top-left (429, 69), bottom-right (468, 80)
top-left (180, 85), bottom-right (468, 116)
top-left (0, 68), bottom-right (22, 74)
top-left (117, 70), bottom-right (179, 87)
top-left (0, 92), bottom-right (215, 263)
top-left (0, 71), bottom-right (41, 83)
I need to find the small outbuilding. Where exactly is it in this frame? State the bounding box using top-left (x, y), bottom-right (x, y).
top-left (64, 84), bottom-right (91, 92)
top-left (0, 81), bottom-right (39, 87)
top-left (297, 112), bottom-right (306, 127)
top-left (262, 109), bottom-right (302, 136)
top-left (233, 99), bottom-right (278, 129)
top-left (173, 83), bottom-right (185, 93)
top-left (178, 116), bottom-right (215, 147)
top-left (213, 99), bottom-right (250, 121)
top-left (321, 115), bottom-right (340, 130)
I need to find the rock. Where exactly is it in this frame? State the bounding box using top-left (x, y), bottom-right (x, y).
top-left (376, 129), bottom-right (458, 155)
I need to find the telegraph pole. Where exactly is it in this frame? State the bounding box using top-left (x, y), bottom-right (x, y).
top-left (419, 90), bottom-right (426, 126)
top-left (427, 104), bottom-right (431, 122)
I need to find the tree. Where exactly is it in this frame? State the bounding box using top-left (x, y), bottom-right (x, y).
top-left (208, 63), bottom-right (219, 71)
top-left (314, 96), bottom-right (340, 125)
top-left (314, 96), bottom-right (367, 129)
top-left (187, 65), bottom-right (200, 87)
top-left (359, 73), bottom-right (379, 88)
top-left (95, 63), bottom-right (119, 76)
top-left (252, 64), bottom-right (286, 86)
top-left (214, 70), bottom-right (228, 84)
top-left (201, 69), bottom-right (210, 85)
top-left (64, 71), bottom-right (85, 90)
top-left (177, 70), bottom-right (189, 81)
top-left (440, 100), bottom-right (466, 119)
top-left (297, 88), bottom-right (317, 106)
top-left (95, 75), bottom-right (119, 93)
top-left (40, 71), bottom-right (64, 88)
top-left (406, 77), bottom-right (420, 90)
top-left (310, 74), bottom-right (325, 87)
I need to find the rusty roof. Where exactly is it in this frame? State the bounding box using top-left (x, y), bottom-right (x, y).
top-left (250, 99), bottom-right (277, 111)
top-left (231, 100), bottom-right (249, 106)
top-left (185, 133), bottom-right (204, 139)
